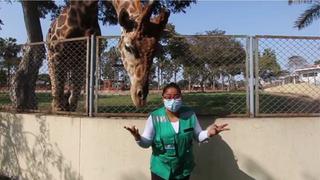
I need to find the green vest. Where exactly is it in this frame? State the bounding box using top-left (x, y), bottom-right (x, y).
top-left (150, 106), bottom-right (196, 180)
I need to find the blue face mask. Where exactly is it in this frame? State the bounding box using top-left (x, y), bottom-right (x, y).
top-left (164, 98), bottom-right (182, 112)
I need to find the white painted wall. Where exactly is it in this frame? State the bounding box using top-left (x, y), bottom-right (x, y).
top-left (0, 113), bottom-right (319, 180)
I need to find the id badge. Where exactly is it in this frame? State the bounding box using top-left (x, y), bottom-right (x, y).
top-left (162, 137), bottom-right (176, 156)
top-left (164, 144), bottom-right (176, 156)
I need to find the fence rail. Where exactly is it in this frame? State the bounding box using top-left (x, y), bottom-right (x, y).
top-left (0, 35), bottom-right (319, 117)
top-left (254, 36), bottom-right (320, 116)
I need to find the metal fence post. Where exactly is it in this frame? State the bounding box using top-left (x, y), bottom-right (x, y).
top-left (248, 36), bottom-right (255, 117)
top-left (245, 37), bottom-right (250, 117)
top-left (86, 37), bottom-right (91, 116)
top-left (95, 37), bottom-right (100, 114)
top-left (89, 35), bottom-right (96, 117)
top-left (253, 37), bottom-right (259, 117)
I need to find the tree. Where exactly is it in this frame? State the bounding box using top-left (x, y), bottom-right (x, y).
top-left (184, 30), bottom-right (246, 92)
top-left (0, 38), bottom-right (21, 87)
top-left (152, 23), bottom-right (191, 89)
top-left (164, 24), bottom-right (191, 83)
top-left (9, 0), bottom-right (196, 110)
top-left (0, 19), bottom-right (3, 30)
top-left (10, 1), bottom-right (57, 110)
top-left (100, 46), bottom-right (129, 90)
top-left (287, 55), bottom-right (309, 72)
top-left (259, 49), bottom-right (281, 82)
top-left (99, 0), bottom-right (197, 26)
top-left (314, 59), bottom-right (320, 65)
top-left (289, 0), bottom-right (320, 29)
top-left (0, 0), bottom-right (8, 30)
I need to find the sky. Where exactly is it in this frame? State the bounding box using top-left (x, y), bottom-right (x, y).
top-left (0, 0), bottom-right (319, 44)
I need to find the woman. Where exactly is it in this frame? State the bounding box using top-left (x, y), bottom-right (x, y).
top-left (124, 82), bottom-right (229, 180)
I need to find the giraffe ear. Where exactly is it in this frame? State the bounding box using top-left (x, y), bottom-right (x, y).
top-left (141, 1), bottom-right (156, 23)
top-left (160, 9), bottom-right (170, 25)
top-left (152, 9), bottom-right (170, 31)
top-left (118, 8), bottom-right (135, 31)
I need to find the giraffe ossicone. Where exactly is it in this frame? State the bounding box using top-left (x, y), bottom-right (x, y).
top-left (114, 0), bottom-right (170, 107)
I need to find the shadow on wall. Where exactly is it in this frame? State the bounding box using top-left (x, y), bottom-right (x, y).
top-left (0, 113), bottom-right (81, 180)
top-left (192, 135), bottom-right (255, 180)
top-left (191, 120), bottom-right (255, 180)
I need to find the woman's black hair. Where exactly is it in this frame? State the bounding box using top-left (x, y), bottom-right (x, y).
top-left (162, 82), bottom-right (181, 96)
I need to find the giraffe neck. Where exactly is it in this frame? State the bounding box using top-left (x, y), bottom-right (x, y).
top-left (48, 1), bottom-right (100, 42)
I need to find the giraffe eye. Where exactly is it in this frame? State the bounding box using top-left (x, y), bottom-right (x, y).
top-left (124, 44), bottom-right (132, 52)
top-left (124, 44), bottom-right (139, 58)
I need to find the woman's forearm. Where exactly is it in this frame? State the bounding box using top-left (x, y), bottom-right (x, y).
top-left (136, 136), bottom-right (152, 148)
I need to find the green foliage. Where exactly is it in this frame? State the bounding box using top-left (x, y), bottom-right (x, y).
top-left (8, 0), bottom-right (59, 20)
top-left (35, 0), bottom-right (59, 19)
top-left (157, 0), bottom-right (196, 14)
top-left (314, 59), bottom-right (320, 65)
top-left (0, 70), bottom-right (7, 85)
top-left (184, 30), bottom-right (246, 89)
top-left (44, 1), bottom-right (196, 27)
top-left (153, 27), bottom-right (246, 91)
top-left (0, 37), bottom-right (21, 85)
top-left (0, 38), bottom-right (20, 59)
top-left (100, 45), bottom-right (129, 87)
top-left (294, 2), bottom-right (320, 29)
top-left (259, 48), bottom-right (281, 79)
top-left (153, 23), bottom-right (191, 84)
top-left (289, 0), bottom-right (320, 29)
top-left (99, 0), bottom-right (196, 25)
top-left (99, 1), bottom-right (118, 26)
top-left (0, 19), bottom-right (3, 30)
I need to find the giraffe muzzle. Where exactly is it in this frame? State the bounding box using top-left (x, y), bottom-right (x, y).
top-left (131, 87), bottom-right (148, 107)
top-left (137, 89), bottom-right (148, 100)
top-left (137, 90), bottom-right (143, 99)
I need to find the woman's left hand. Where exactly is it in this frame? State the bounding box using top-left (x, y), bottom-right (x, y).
top-left (207, 123), bottom-right (230, 137)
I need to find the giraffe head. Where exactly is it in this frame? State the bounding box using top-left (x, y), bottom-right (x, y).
top-left (115, 0), bottom-right (170, 107)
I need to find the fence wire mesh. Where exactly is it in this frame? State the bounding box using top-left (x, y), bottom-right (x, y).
top-left (96, 35), bottom-right (249, 116)
top-left (1, 35), bottom-right (319, 117)
top-left (256, 36), bottom-right (320, 116)
top-left (0, 37), bottom-right (89, 113)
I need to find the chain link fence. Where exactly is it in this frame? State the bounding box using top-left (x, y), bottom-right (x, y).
top-left (96, 35), bottom-right (249, 116)
top-left (255, 35), bottom-right (320, 116)
top-left (0, 35), bottom-right (319, 117)
top-left (0, 37), bottom-right (89, 114)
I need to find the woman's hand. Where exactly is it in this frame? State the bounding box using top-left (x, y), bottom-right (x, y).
top-left (124, 125), bottom-right (141, 141)
top-left (207, 123), bottom-right (230, 137)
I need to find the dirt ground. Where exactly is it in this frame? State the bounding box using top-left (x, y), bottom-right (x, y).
top-left (264, 83), bottom-right (320, 99)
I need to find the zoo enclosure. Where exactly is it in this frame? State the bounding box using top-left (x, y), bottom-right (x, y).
top-left (0, 35), bottom-right (319, 117)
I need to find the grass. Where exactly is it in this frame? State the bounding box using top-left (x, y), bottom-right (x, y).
top-left (0, 91), bottom-right (318, 116)
top-left (95, 92), bottom-right (248, 116)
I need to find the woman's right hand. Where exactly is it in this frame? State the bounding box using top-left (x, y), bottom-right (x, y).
top-left (124, 125), bottom-right (141, 141)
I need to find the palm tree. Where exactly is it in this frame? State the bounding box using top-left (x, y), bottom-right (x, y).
top-left (289, 0), bottom-right (320, 29)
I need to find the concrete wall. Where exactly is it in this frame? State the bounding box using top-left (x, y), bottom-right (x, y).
top-left (0, 113), bottom-right (319, 180)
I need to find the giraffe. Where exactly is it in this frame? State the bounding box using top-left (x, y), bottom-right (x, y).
top-left (111, 0), bottom-right (170, 107)
top-left (47, 0), bottom-right (169, 112)
top-left (47, 1), bottom-right (100, 112)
